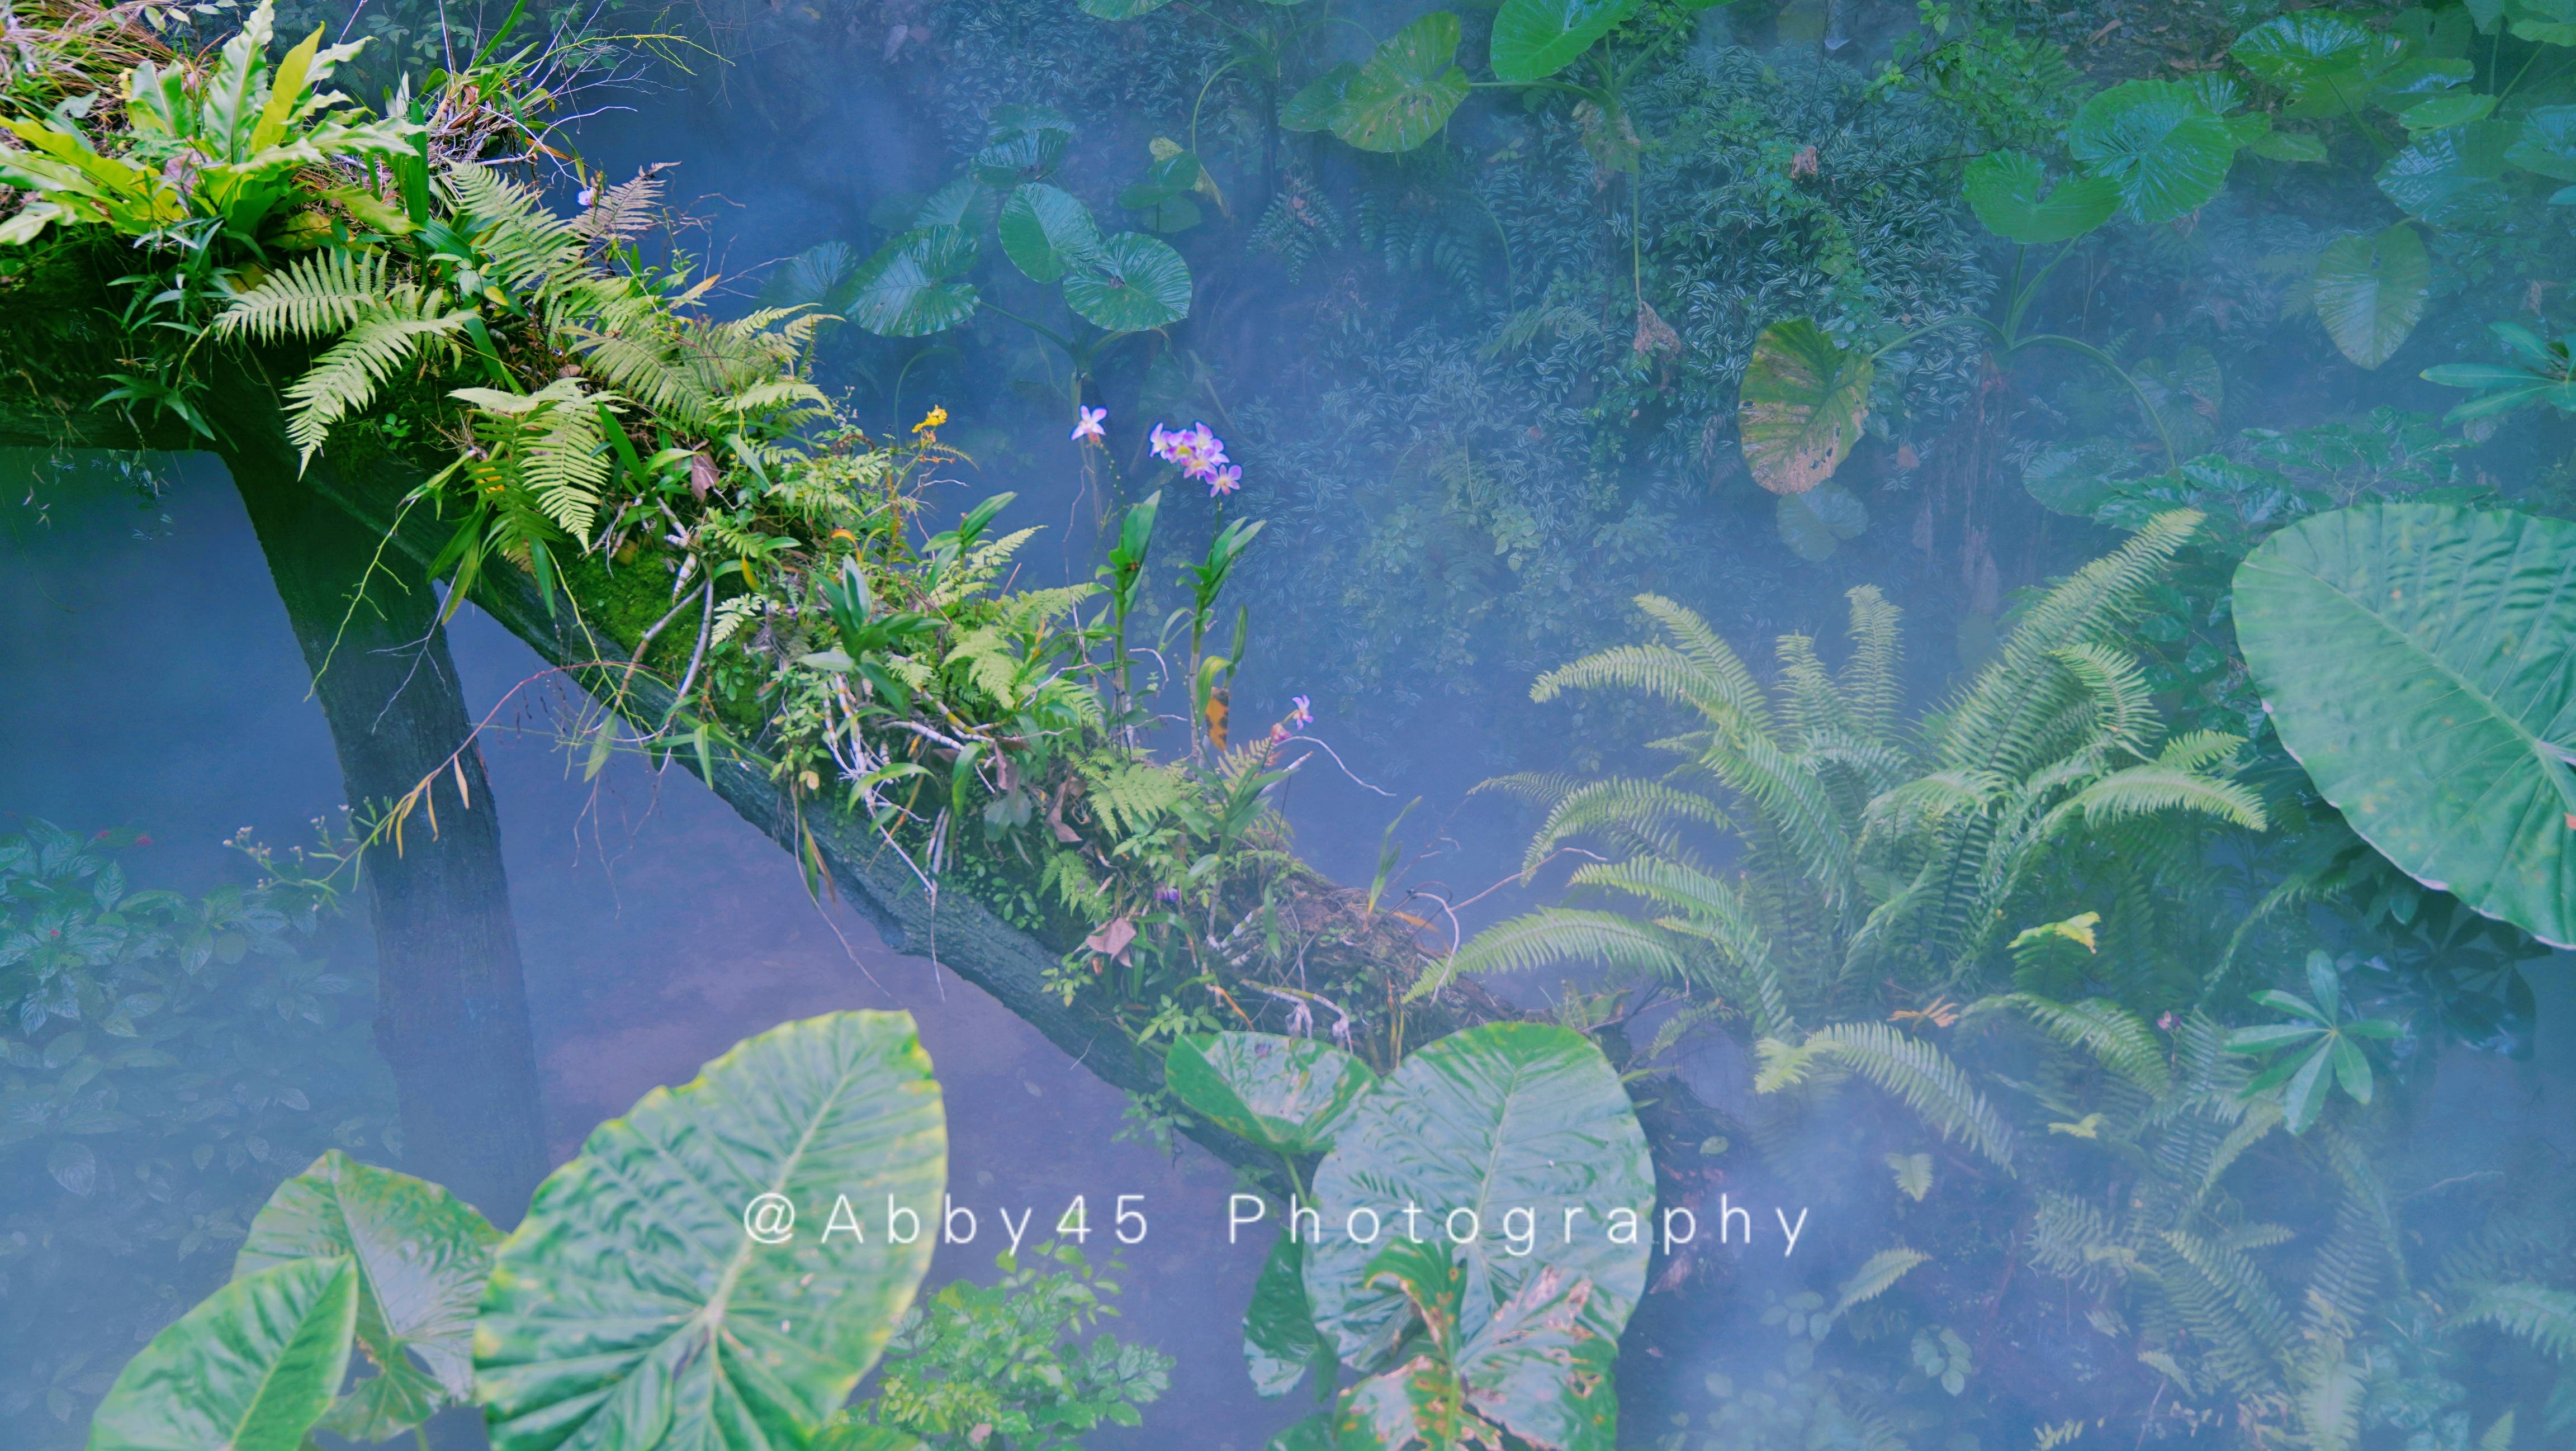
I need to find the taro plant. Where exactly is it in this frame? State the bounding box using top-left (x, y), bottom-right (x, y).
top-left (1164, 1021), bottom-right (1654, 1451)
top-left (82, 1011), bottom-right (951, 1451)
top-left (2234, 502), bottom-right (2576, 948)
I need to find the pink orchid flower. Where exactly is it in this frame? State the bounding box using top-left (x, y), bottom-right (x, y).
top-left (1071, 406), bottom-right (1106, 443)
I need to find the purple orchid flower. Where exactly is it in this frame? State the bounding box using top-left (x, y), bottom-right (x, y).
top-left (1071, 406), bottom-right (1107, 443)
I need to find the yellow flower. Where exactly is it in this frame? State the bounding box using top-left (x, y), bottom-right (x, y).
top-left (913, 405), bottom-right (948, 435)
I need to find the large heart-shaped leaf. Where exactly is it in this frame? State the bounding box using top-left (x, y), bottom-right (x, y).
top-left (475, 1011), bottom-right (948, 1451)
top-left (1737, 317), bottom-right (1873, 495)
top-left (2506, 105), bottom-right (2576, 181)
top-left (1777, 481), bottom-right (1869, 562)
top-left (2312, 224), bottom-right (2429, 369)
top-left (847, 227), bottom-right (980, 336)
top-left (1243, 1231), bottom-right (1334, 1397)
top-left (234, 1151), bottom-right (501, 1440)
top-left (1167, 1031), bottom-right (1377, 1155)
top-left (2066, 80), bottom-right (2238, 222)
top-left (2379, 121), bottom-right (2515, 224)
top-left (971, 106), bottom-right (1076, 188)
top-left (1489, 0), bottom-right (1641, 84)
top-left (1281, 64), bottom-right (1361, 132)
top-left (2231, 12), bottom-right (2390, 117)
top-left (1303, 1022), bottom-right (1652, 1370)
top-left (1061, 231), bottom-right (1192, 331)
top-left (997, 183), bottom-right (1106, 284)
top-left (1333, 12), bottom-right (1470, 153)
top-left (1963, 150), bottom-right (2119, 244)
top-left (89, 1258), bottom-right (359, 1451)
top-left (2235, 504), bottom-right (2576, 948)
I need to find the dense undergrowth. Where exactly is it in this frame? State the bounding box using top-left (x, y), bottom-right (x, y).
top-left (4, 0), bottom-right (2576, 1447)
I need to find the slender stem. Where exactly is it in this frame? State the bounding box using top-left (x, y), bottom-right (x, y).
top-left (979, 299), bottom-right (1075, 353)
top-left (1192, 56), bottom-right (1248, 154)
top-left (2014, 333), bottom-right (2181, 471)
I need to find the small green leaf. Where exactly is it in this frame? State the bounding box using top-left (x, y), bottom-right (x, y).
top-left (2312, 224), bottom-right (2428, 369)
top-left (1963, 151), bottom-right (2119, 244)
top-left (1333, 13), bottom-right (1470, 153)
top-left (2379, 122), bottom-right (2515, 224)
top-left (2247, 130), bottom-right (2329, 163)
top-left (1737, 317), bottom-right (1872, 495)
top-left (1488, 0), bottom-right (1642, 84)
top-left (2506, 105), bottom-right (2576, 181)
top-left (1776, 482), bottom-right (1868, 561)
top-left (1060, 231), bottom-right (1193, 331)
top-left (89, 1258), bottom-right (359, 1451)
top-left (847, 227), bottom-right (981, 336)
top-left (997, 183), bottom-right (1105, 284)
top-left (971, 106), bottom-right (1076, 187)
top-left (1243, 1231), bottom-right (1334, 1397)
top-left (2399, 91), bottom-right (2496, 130)
top-left (2067, 80), bottom-right (2238, 222)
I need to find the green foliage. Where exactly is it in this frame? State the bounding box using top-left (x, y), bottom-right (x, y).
top-left (476, 1012), bottom-right (948, 1451)
top-left (2063, 79), bottom-right (2246, 222)
top-left (1962, 150), bottom-right (2118, 245)
top-left (2312, 224), bottom-right (2431, 369)
top-left (1490, 0), bottom-right (1644, 85)
top-left (1736, 318), bottom-right (1872, 495)
top-left (2224, 952), bottom-right (2401, 1135)
top-left (1330, 13), bottom-right (1470, 154)
top-left (234, 1150), bottom-right (500, 1439)
top-left (1163, 1031), bottom-right (1376, 1155)
top-left (86, 1257), bottom-right (358, 1451)
top-left (0, 824), bottom-right (390, 1441)
top-left (2235, 503), bottom-right (2576, 947)
top-left (832, 1244), bottom-right (1171, 1450)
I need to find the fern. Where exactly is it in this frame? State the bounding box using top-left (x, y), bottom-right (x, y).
top-left (1489, 775), bottom-right (1732, 877)
top-left (1568, 856), bottom-right (1768, 969)
top-left (280, 298), bottom-right (475, 463)
top-left (1831, 1247), bottom-right (1930, 1320)
top-left (1837, 585), bottom-right (1902, 741)
top-left (217, 248), bottom-right (393, 340)
top-left (1767, 1022), bottom-right (2018, 1171)
top-left (1998, 993), bottom-right (2172, 1097)
top-left (1419, 908), bottom-right (1694, 999)
top-left (2447, 1282), bottom-right (2576, 1360)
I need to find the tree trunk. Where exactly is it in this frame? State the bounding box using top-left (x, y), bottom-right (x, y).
top-left (222, 430), bottom-right (551, 1234)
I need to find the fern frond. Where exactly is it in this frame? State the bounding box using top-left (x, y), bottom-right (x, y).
top-left (1837, 584), bottom-right (1902, 742)
top-left (1791, 1022), bottom-right (2018, 1170)
top-left (1423, 908), bottom-right (1696, 998)
top-left (2042, 764), bottom-right (2269, 835)
top-left (217, 248), bottom-right (391, 340)
top-left (2053, 642), bottom-right (2160, 760)
top-left (1830, 1247), bottom-right (1930, 1320)
top-left (1997, 993), bottom-right (2172, 1097)
top-left (281, 301), bottom-right (473, 463)
top-left (2446, 1283), bottom-right (2576, 1360)
top-left (1525, 777), bottom-right (1730, 876)
top-left (1568, 857), bottom-right (1768, 970)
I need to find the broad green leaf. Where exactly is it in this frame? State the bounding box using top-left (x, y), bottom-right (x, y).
top-left (912, 177), bottom-right (984, 229)
top-left (1266, 1414), bottom-right (1339, 1450)
top-left (971, 106), bottom-right (1076, 187)
top-left (2020, 439), bottom-right (2135, 517)
top-left (814, 1420), bottom-right (926, 1451)
top-left (1061, 231), bottom-right (1192, 331)
top-left (475, 1011), bottom-right (948, 1451)
top-left (2506, 105), bottom-right (2576, 181)
top-left (1447, 1258), bottom-right (1620, 1449)
top-left (997, 183), bottom-right (1105, 284)
top-left (1776, 482), bottom-right (1868, 562)
top-left (1333, 13), bottom-right (1469, 154)
top-left (2247, 130), bottom-right (2330, 163)
top-left (2379, 122), bottom-right (2515, 224)
top-left (89, 1258), bottom-right (359, 1451)
top-left (2312, 224), bottom-right (2429, 369)
top-left (1489, 0), bottom-right (1642, 84)
top-left (1167, 1031), bottom-right (1378, 1154)
top-left (2399, 91), bottom-right (2496, 130)
top-left (1737, 317), bottom-right (1872, 495)
top-left (1243, 1231), bottom-right (1334, 1397)
top-left (2066, 80), bottom-right (2238, 222)
top-left (2231, 13), bottom-right (2390, 117)
top-left (847, 227), bottom-right (980, 336)
top-left (1281, 63), bottom-right (1360, 133)
top-left (1304, 1022), bottom-right (1652, 1369)
top-left (234, 1151), bottom-right (501, 1440)
top-left (2234, 504), bottom-right (2576, 948)
top-left (1962, 151), bottom-right (2119, 244)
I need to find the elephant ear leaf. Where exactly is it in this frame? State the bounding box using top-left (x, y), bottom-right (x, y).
top-left (1167, 1031), bottom-right (1378, 1154)
top-left (1489, 0), bottom-right (1642, 84)
top-left (2235, 504), bottom-right (2576, 947)
top-left (1334, 12), bottom-right (1470, 153)
top-left (1304, 1022), bottom-right (1652, 1370)
top-left (2066, 79), bottom-right (2238, 222)
top-left (1281, 63), bottom-right (1361, 132)
top-left (2312, 224), bottom-right (2429, 369)
top-left (998, 182), bottom-right (1106, 284)
top-left (89, 1257), bottom-right (360, 1451)
top-left (1243, 1231), bottom-right (1337, 1397)
top-left (475, 1011), bottom-right (948, 1451)
top-left (1963, 150), bottom-right (2119, 244)
top-left (234, 1150), bottom-right (501, 1441)
top-left (848, 227), bottom-right (980, 336)
top-left (1738, 317), bottom-right (1873, 495)
top-left (1061, 231), bottom-right (1193, 331)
